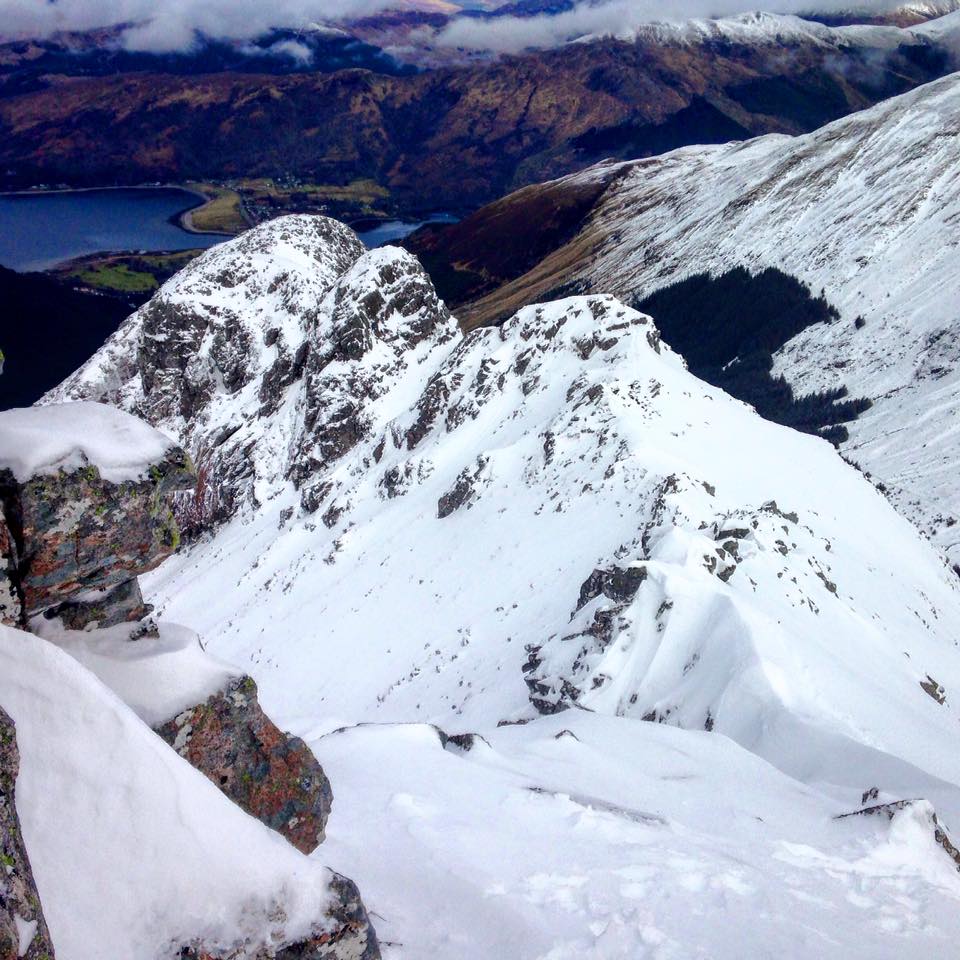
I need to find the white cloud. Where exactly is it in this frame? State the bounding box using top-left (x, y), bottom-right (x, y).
top-left (0, 0), bottom-right (405, 49)
top-left (0, 0), bottom-right (916, 51)
top-left (433, 0), bottom-right (904, 53)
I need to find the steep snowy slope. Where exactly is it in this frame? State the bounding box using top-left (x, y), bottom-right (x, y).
top-left (461, 73), bottom-right (960, 566)
top-left (49, 218), bottom-right (960, 787)
top-left (47, 216), bottom-right (960, 956)
top-left (129, 292), bottom-right (960, 800)
top-left (317, 714), bottom-right (960, 959)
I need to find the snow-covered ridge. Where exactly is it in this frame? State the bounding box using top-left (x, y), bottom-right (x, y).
top-left (126, 290), bottom-right (960, 807)
top-left (605, 10), bottom-right (935, 49)
top-left (480, 71), bottom-right (960, 566)
top-left (51, 219), bottom-right (960, 795)
top-left (899, 0), bottom-right (960, 18)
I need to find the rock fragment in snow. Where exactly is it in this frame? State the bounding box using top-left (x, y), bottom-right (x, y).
top-left (181, 871), bottom-right (380, 960)
top-left (155, 675), bottom-right (333, 854)
top-left (836, 798), bottom-right (960, 872)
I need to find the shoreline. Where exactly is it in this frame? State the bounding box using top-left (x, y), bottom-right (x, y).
top-left (0, 183), bottom-right (242, 239)
top-left (0, 183), bottom-right (208, 201)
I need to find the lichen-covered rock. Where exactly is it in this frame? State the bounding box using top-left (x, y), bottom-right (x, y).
top-left (181, 871), bottom-right (380, 960)
top-left (156, 676), bottom-right (332, 854)
top-left (0, 404), bottom-right (195, 624)
top-left (0, 707), bottom-right (56, 960)
top-left (0, 445), bottom-right (194, 620)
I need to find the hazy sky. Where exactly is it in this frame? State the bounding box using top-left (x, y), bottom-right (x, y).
top-left (0, 0), bottom-right (909, 51)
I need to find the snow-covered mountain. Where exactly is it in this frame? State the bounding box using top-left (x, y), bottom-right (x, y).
top-left (46, 214), bottom-right (960, 955)
top-left (460, 71), bottom-right (960, 568)
top-left (54, 216), bottom-right (457, 528)
top-left (619, 10), bottom-right (926, 46)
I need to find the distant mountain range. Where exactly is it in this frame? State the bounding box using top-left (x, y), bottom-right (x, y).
top-left (1, 13), bottom-right (956, 220)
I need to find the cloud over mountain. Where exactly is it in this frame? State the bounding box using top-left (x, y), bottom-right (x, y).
top-left (0, 0), bottom-right (929, 51)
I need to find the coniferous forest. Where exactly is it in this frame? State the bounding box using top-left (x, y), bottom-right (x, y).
top-left (634, 267), bottom-right (872, 444)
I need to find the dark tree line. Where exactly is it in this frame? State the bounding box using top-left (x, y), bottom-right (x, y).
top-left (0, 266), bottom-right (131, 410)
top-left (634, 267), bottom-right (872, 445)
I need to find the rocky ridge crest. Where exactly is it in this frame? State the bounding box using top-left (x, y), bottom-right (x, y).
top-left (51, 216), bottom-right (457, 533)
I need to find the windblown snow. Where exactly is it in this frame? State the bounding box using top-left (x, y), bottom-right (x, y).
top-left (46, 214), bottom-right (960, 957)
top-left (0, 401), bottom-right (175, 483)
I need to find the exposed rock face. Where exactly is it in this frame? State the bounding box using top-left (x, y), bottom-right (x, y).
top-left (291, 246), bottom-right (457, 512)
top-left (44, 577), bottom-right (152, 631)
top-left (48, 217), bottom-right (457, 531)
top-left (0, 520), bottom-right (17, 628)
top-left (306, 872), bottom-right (381, 960)
top-left (156, 676), bottom-right (333, 855)
top-left (181, 872), bottom-right (380, 960)
top-left (0, 707), bottom-right (56, 960)
top-left (0, 445), bottom-right (194, 621)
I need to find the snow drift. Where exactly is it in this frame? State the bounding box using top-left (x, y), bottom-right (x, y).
top-left (0, 623), bottom-right (344, 960)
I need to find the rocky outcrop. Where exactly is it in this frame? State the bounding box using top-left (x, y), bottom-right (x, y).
top-left (292, 247), bottom-right (457, 513)
top-left (181, 871), bottom-right (380, 960)
top-left (156, 676), bottom-right (333, 855)
top-left (0, 707), bottom-right (56, 960)
top-left (48, 217), bottom-right (457, 533)
top-left (524, 564), bottom-right (648, 715)
top-left (0, 444), bottom-right (194, 622)
top-left (0, 403), bottom-right (195, 626)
